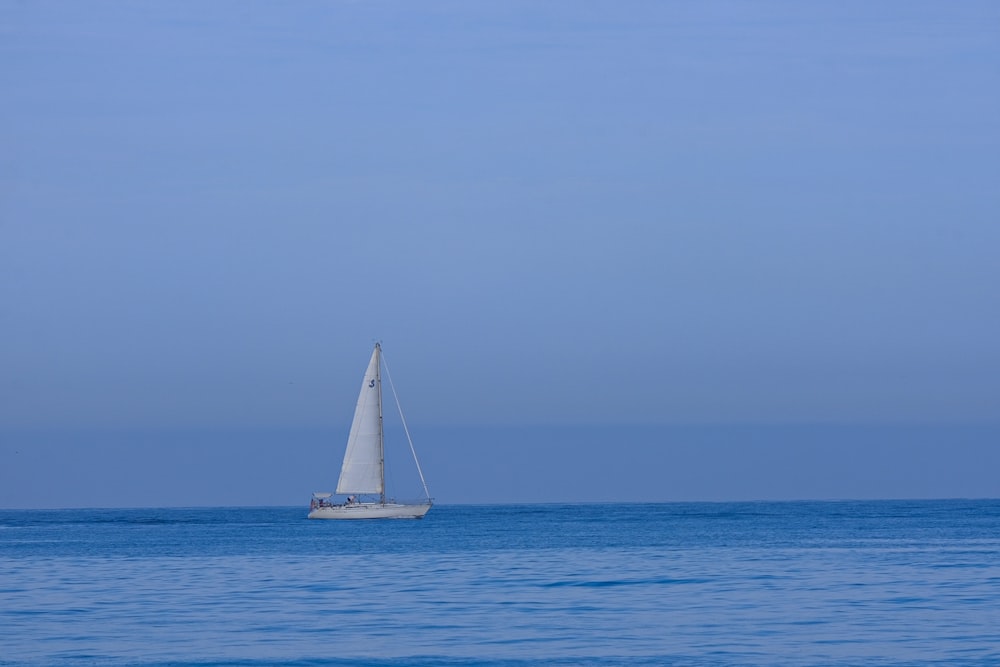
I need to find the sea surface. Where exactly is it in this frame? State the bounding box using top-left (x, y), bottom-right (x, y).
top-left (1, 500), bottom-right (999, 666)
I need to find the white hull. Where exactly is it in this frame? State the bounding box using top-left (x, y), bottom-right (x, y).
top-left (308, 502), bottom-right (431, 520)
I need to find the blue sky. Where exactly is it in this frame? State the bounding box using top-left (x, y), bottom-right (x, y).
top-left (2, 1), bottom-right (998, 508)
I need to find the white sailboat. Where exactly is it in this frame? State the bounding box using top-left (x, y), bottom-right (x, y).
top-left (308, 342), bottom-right (432, 519)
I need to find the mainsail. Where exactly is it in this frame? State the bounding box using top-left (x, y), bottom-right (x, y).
top-left (336, 344), bottom-right (383, 495)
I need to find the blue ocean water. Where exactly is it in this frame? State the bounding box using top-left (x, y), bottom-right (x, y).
top-left (1, 501), bottom-right (999, 666)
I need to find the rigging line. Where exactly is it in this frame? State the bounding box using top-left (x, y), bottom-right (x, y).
top-left (381, 351), bottom-right (432, 502)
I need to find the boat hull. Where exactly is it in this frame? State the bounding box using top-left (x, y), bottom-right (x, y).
top-left (307, 502), bottom-right (432, 520)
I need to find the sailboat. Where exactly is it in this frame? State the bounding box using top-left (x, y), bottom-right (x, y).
top-left (308, 342), bottom-right (433, 519)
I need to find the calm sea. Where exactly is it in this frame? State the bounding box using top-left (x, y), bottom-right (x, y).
top-left (1, 501), bottom-right (998, 666)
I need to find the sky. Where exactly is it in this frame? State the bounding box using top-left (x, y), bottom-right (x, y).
top-left (2, 1), bottom-right (999, 508)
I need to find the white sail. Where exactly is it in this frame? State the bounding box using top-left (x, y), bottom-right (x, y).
top-left (336, 345), bottom-right (383, 495)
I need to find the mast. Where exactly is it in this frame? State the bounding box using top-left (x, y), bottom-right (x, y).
top-left (376, 342), bottom-right (385, 505)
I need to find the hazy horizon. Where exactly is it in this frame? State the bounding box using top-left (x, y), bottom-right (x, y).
top-left (5, 422), bottom-right (998, 509)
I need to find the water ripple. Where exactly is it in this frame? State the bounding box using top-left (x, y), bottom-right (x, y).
top-left (2, 501), bottom-right (999, 666)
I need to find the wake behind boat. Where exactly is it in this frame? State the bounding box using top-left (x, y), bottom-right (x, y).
top-left (308, 343), bottom-right (432, 520)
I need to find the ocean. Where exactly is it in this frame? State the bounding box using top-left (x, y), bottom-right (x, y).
top-left (1, 500), bottom-right (998, 666)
